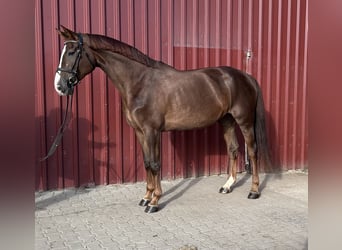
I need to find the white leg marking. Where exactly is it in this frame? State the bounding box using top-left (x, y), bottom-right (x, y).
top-left (54, 45), bottom-right (67, 95)
top-left (223, 175), bottom-right (236, 189)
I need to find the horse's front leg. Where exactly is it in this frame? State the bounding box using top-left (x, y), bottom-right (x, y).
top-left (144, 129), bottom-right (162, 213)
top-left (144, 166), bottom-right (162, 213)
top-left (138, 167), bottom-right (154, 207)
top-left (136, 128), bottom-right (162, 213)
top-left (139, 165), bottom-right (162, 214)
top-left (135, 130), bottom-right (153, 207)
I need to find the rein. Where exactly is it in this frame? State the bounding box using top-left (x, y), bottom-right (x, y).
top-left (40, 94), bottom-right (73, 161)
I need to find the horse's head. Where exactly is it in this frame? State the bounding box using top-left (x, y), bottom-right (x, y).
top-left (54, 26), bottom-right (96, 96)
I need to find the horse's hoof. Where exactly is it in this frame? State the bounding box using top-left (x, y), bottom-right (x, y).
top-left (248, 191), bottom-right (260, 199)
top-left (144, 205), bottom-right (159, 213)
top-left (219, 187), bottom-right (231, 194)
top-left (139, 199), bottom-right (150, 207)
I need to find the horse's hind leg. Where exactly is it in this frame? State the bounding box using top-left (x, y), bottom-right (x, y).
top-left (219, 115), bottom-right (239, 194)
top-left (239, 124), bottom-right (260, 199)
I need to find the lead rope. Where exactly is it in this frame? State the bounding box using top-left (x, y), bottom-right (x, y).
top-left (40, 93), bottom-right (73, 161)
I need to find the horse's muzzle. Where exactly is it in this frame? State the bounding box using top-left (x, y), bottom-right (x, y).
top-left (55, 75), bottom-right (75, 96)
top-left (55, 82), bottom-right (74, 96)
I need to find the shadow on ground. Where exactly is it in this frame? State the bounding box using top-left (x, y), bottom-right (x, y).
top-left (35, 188), bottom-right (91, 210)
top-left (159, 177), bottom-right (203, 210)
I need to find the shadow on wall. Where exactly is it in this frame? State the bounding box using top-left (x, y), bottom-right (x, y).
top-left (169, 124), bottom-right (245, 178)
top-left (265, 109), bottom-right (282, 173)
top-left (35, 107), bottom-right (116, 191)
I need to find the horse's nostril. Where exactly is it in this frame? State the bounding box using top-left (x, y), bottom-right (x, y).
top-left (57, 86), bottom-right (62, 91)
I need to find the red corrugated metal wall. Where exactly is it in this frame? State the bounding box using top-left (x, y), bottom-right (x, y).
top-left (35, 0), bottom-right (308, 190)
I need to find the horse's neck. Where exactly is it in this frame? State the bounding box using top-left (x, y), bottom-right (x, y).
top-left (94, 49), bottom-right (148, 96)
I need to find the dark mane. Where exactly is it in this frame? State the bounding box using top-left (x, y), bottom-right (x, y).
top-left (87, 34), bottom-right (159, 67)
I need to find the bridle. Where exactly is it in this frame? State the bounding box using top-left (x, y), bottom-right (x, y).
top-left (41, 33), bottom-right (95, 161)
top-left (56, 33), bottom-right (96, 91)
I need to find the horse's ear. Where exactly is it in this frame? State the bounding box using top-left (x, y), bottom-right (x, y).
top-left (56, 25), bottom-right (77, 40)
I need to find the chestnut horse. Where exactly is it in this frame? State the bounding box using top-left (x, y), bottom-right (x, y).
top-left (54, 26), bottom-right (270, 213)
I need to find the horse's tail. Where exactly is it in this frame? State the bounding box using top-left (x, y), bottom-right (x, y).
top-left (254, 81), bottom-right (272, 172)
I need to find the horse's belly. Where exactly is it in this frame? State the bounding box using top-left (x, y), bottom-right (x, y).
top-left (163, 109), bottom-right (223, 131)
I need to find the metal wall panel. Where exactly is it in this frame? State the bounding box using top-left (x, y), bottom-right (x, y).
top-left (35, 0), bottom-right (308, 190)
